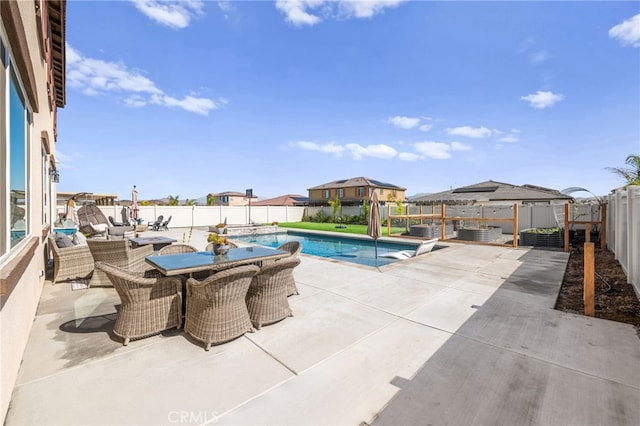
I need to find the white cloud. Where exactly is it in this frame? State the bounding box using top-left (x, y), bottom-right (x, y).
top-left (413, 142), bottom-right (451, 160)
top-left (292, 140), bottom-right (397, 160)
top-left (130, 0), bottom-right (204, 29)
top-left (293, 141), bottom-right (345, 155)
top-left (498, 134), bottom-right (519, 143)
top-left (66, 45), bottom-right (220, 115)
top-left (388, 115), bottom-right (420, 129)
top-left (451, 142), bottom-right (472, 151)
top-left (275, 0), bottom-right (405, 26)
top-left (151, 94), bottom-right (221, 116)
top-left (398, 152), bottom-right (422, 161)
top-left (275, 0), bottom-right (324, 26)
top-left (345, 143), bottom-right (397, 160)
top-left (293, 138), bottom-right (475, 161)
top-left (418, 124), bottom-right (433, 132)
top-left (529, 50), bottom-right (550, 64)
top-left (609, 14), bottom-right (640, 48)
top-left (446, 126), bottom-right (493, 138)
top-left (338, 0), bottom-right (406, 19)
top-left (521, 90), bottom-right (565, 109)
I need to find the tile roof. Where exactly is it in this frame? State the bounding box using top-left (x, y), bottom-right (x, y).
top-left (253, 194), bottom-right (308, 206)
top-left (412, 180), bottom-right (574, 203)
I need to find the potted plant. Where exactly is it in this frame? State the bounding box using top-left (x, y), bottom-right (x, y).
top-left (214, 223), bottom-right (226, 235)
top-left (207, 233), bottom-right (230, 255)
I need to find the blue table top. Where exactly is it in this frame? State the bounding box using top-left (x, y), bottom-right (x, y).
top-left (146, 246), bottom-right (289, 276)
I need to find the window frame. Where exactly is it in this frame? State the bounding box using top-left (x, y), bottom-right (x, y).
top-left (2, 34), bottom-right (32, 257)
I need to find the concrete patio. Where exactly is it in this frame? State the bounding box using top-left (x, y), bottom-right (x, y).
top-left (5, 228), bottom-right (640, 425)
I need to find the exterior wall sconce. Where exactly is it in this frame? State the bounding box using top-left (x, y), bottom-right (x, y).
top-left (49, 168), bottom-right (60, 183)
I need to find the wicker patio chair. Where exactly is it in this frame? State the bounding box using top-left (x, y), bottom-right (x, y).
top-left (48, 234), bottom-right (95, 284)
top-left (87, 239), bottom-right (155, 287)
top-left (245, 256), bottom-right (301, 329)
top-left (157, 243), bottom-right (198, 256)
top-left (94, 261), bottom-right (182, 346)
top-left (205, 240), bottom-right (238, 251)
top-left (262, 241), bottom-right (302, 295)
top-left (158, 215), bottom-right (172, 231)
top-left (184, 264), bottom-right (260, 350)
top-left (277, 241), bottom-right (302, 257)
top-left (76, 203), bottom-right (110, 238)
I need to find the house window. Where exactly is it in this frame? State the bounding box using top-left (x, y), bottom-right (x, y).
top-left (5, 64), bottom-right (30, 251)
top-left (357, 187), bottom-right (364, 197)
top-left (222, 195), bottom-right (229, 203)
top-left (392, 190), bottom-right (397, 197)
top-left (323, 190), bottom-right (329, 199)
top-left (338, 189), bottom-right (343, 198)
top-left (379, 188), bottom-right (384, 195)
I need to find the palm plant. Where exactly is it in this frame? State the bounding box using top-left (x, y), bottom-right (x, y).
top-left (606, 154), bottom-right (640, 186)
top-left (168, 195), bottom-right (179, 206)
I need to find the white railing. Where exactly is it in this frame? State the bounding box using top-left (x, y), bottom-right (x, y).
top-left (607, 185), bottom-right (639, 295)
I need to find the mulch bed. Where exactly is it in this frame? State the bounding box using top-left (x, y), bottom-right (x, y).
top-left (555, 246), bottom-right (640, 331)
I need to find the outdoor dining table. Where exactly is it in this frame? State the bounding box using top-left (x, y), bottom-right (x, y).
top-left (145, 246), bottom-right (290, 276)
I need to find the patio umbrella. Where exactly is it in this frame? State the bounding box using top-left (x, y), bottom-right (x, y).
top-left (367, 190), bottom-right (382, 260)
top-left (131, 185), bottom-right (140, 223)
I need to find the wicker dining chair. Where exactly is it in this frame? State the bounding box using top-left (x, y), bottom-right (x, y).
top-left (204, 240), bottom-right (238, 251)
top-left (158, 243), bottom-right (198, 256)
top-left (277, 241), bottom-right (302, 257)
top-left (48, 234), bottom-right (95, 284)
top-left (245, 256), bottom-right (301, 329)
top-left (273, 241), bottom-right (302, 295)
top-left (94, 262), bottom-right (182, 346)
top-left (87, 239), bottom-right (155, 287)
top-left (184, 264), bottom-right (260, 350)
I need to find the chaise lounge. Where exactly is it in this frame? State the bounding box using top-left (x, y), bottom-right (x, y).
top-left (380, 238), bottom-right (439, 260)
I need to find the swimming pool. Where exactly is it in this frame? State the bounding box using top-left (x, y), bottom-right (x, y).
top-left (230, 231), bottom-right (419, 267)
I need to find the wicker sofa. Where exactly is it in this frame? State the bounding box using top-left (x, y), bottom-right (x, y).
top-left (48, 234), bottom-right (95, 284)
top-left (87, 239), bottom-right (155, 287)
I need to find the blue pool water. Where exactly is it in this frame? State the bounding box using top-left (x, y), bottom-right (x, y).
top-left (230, 231), bottom-right (419, 267)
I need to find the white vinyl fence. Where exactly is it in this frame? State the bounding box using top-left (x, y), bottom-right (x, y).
top-left (607, 185), bottom-right (640, 295)
top-left (95, 205), bottom-right (305, 229)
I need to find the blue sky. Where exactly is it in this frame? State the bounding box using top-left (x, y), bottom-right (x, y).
top-left (57, 0), bottom-right (640, 202)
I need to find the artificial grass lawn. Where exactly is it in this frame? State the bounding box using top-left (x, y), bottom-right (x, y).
top-left (278, 222), bottom-right (405, 236)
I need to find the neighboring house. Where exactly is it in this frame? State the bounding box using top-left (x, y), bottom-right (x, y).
top-left (252, 194), bottom-right (308, 206)
top-left (308, 177), bottom-right (406, 206)
top-left (411, 180), bottom-right (574, 205)
top-left (0, 1), bottom-right (66, 422)
top-left (207, 191), bottom-right (258, 206)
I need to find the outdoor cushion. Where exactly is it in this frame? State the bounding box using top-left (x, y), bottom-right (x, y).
top-left (54, 233), bottom-right (75, 248)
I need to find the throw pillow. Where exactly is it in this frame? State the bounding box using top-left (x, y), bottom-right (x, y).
top-left (54, 233), bottom-right (75, 248)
